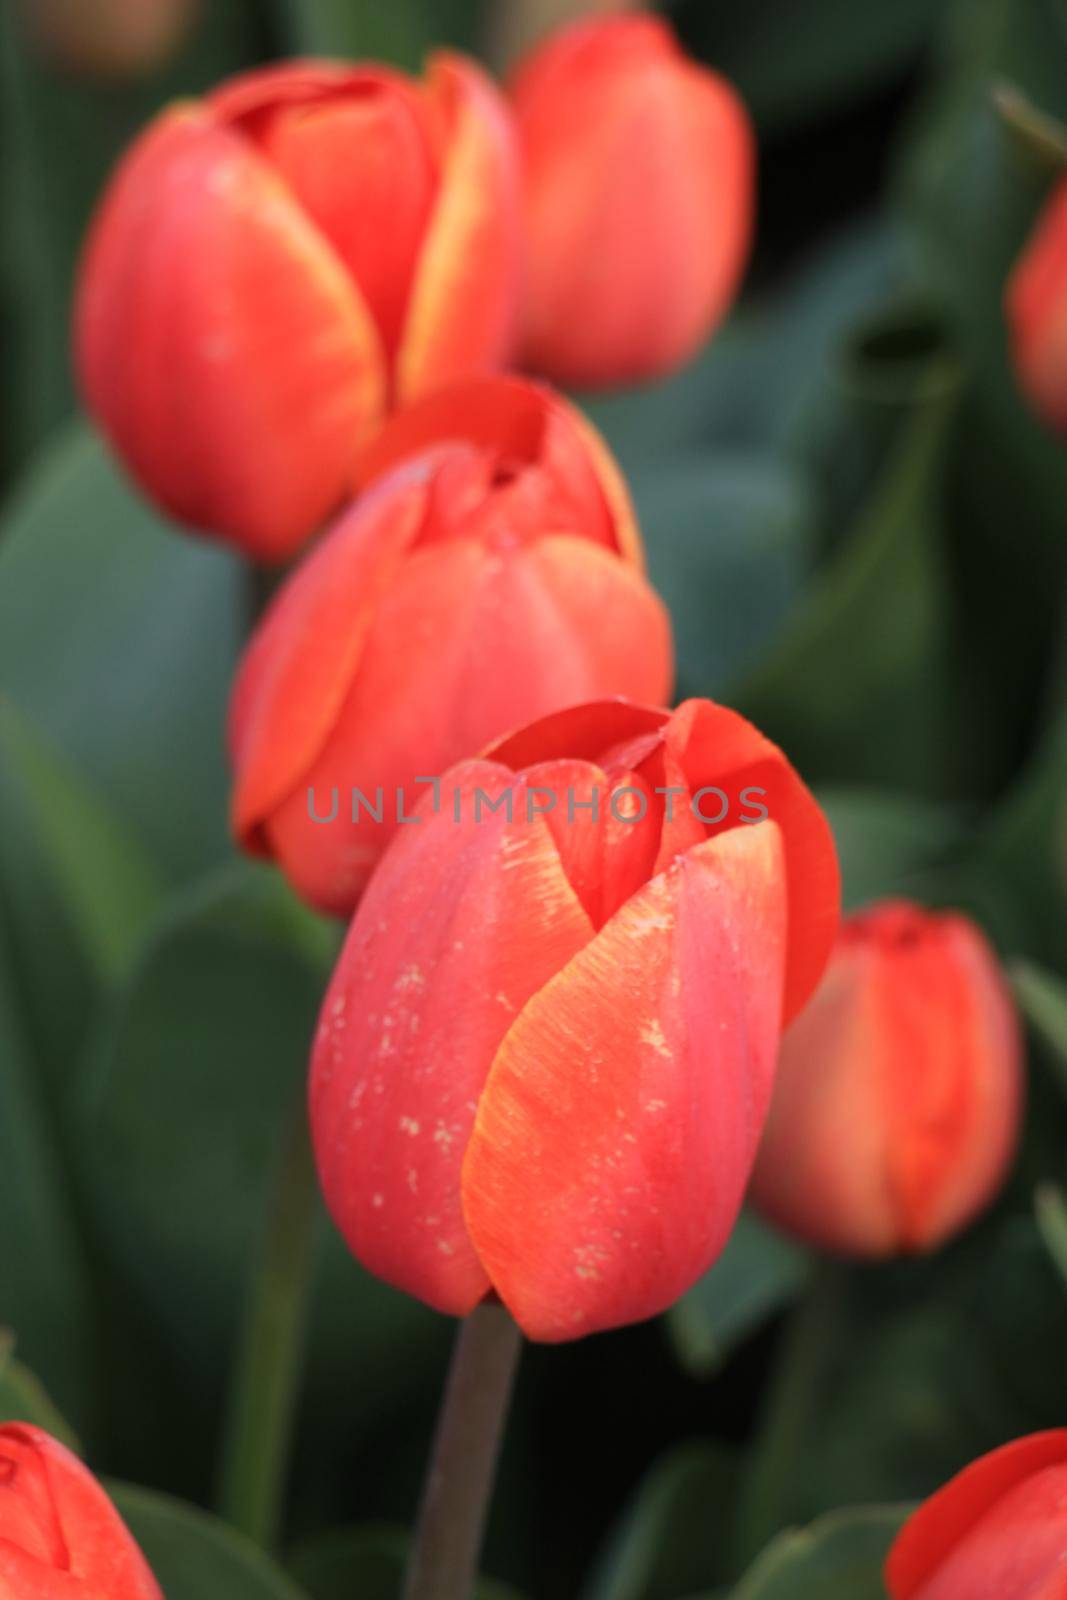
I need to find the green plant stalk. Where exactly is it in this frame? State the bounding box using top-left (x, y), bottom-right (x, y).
top-left (217, 1095), bottom-right (319, 1550)
top-left (403, 1301), bottom-right (523, 1600)
top-left (733, 1257), bottom-right (846, 1569)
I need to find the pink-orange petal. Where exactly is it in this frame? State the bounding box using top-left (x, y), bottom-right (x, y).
top-left (75, 103), bottom-right (386, 560)
top-left (395, 52), bottom-right (522, 399)
top-left (661, 699), bottom-right (839, 1022)
top-left (484, 699), bottom-right (669, 770)
top-left (229, 465), bottom-right (431, 851)
top-left (309, 762), bottom-right (593, 1316)
top-left (462, 822), bottom-right (787, 1341)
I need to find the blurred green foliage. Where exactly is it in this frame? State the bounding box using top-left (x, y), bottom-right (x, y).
top-left (4, 0), bottom-right (1067, 1596)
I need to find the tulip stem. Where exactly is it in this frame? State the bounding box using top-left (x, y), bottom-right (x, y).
top-left (734, 1257), bottom-right (846, 1569)
top-left (217, 1094), bottom-right (318, 1551)
top-left (403, 1302), bottom-right (522, 1600)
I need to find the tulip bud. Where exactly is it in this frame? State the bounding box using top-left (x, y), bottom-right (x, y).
top-left (20, 0), bottom-right (200, 80)
top-left (886, 1430), bottom-right (1067, 1599)
top-left (509, 16), bottom-right (755, 389)
top-left (0, 1424), bottom-right (161, 1598)
top-left (309, 697), bottom-right (839, 1340)
top-left (229, 376), bottom-right (674, 914)
top-left (750, 900), bottom-right (1023, 1257)
top-left (1007, 178), bottom-right (1067, 435)
top-left (75, 56), bottom-right (521, 561)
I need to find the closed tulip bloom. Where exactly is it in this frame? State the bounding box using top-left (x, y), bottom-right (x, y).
top-left (886, 1430), bottom-right (1067, 1600)
top-left (310, 697), bottom-right (839, 1340)
top-left (0, 1424), bottom-right (161, 1598)
top-left (750, 900), bottom-right (1023, 1257)
top-left (75, 55), bottom-right (520, 561)
top-left (510, 16), bottom-right (754, 389)
top-left (1007, 179), bottom-right (1067, 435)
top-left (229, 377), bottom-right (673, 915)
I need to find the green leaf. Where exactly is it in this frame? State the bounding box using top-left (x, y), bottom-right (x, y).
top-left (668, 1215), bottom-right (809, 1380)
top-left (78, 866), bottom-right (332, 1377)
top-left (739, 359), bottom-right (964, 797)
top-left (0, 697), bottom-right (163, 985)
top-left (0, 1343), bottom-right (81, 1451)
top-left (0, 427), bottom-right (243, 879)
top-left (275, 0), bottom-right (480, 66)
top-left (636, 455), bottom-right (814, 700)
top-left (289, 1526), bottom-right (522, 1600)
top-left (1036, 1184), bottom-right (1067, 1287)
top-left (818, 788), bottom-right (966, 910)
top-left (582, 1444), bottom-right (738, 1600)
top-left (993, 80), bottom-right (1067, 170)
top-left (1012, 960), bottom-right (1067, 1094)
top-left (730, 1507), bottom-right (910, 1599)
top-left (0, 915), bottom-right (95, 1427)
top-left (110, 1485), bottom-right (310, 1600)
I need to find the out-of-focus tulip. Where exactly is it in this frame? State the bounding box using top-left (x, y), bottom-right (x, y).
top-left (509, 16), bottom-right (755, 389)
top-left (1007, 179), bottom-right (1067, 435)
top-left (229, 376), bottom-right (673, 914)
top-left (20, 0), bottom-right (200, 79)
top-left (310, 697), bottom-right (839, 1341)
top-left (0, 1424), bottom-right (161, 1598)
top-left (886, 1430), bottom-right (1067, 1600)
top-left (75, 56), bottom-right (520, 561)
top-left (750, 899), bottom-right (1023, 1257)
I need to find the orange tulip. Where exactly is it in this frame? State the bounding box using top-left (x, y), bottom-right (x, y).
top-left (75, 56), bottom-right (521, 561)
top-left (310, 697), bottom-right (839, 1340)
top-left (750, 900), bottom-right (1023, 1256)
top-left (0, 1425), bottom-right (161, 1598)
top-left (886, 1430), bottom-right (1067, 1600)
top-left (509, 15), bottom-right (754, 388)
top-left (229, 376), bottom-right (673, 915)
top-left (1007, 177), bottom-right (1067, 436)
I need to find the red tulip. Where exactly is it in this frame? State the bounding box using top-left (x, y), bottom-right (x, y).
top-left (309, 697), bottom-right (839, 1340)
top-left (750, 900), bottom-right (1023, 1257)
top-left (886, 1430), bottom-right (1067, 1600)
top-left (509, 16), bottom-right (755, 389)
top-left (75, 56), bottom-right (520, 561)
top-left (229, 376), bottom-right (673, 915)
top-left (0, 1424), bottom-right (161, 1598)
top-left (1007, 178), bottom-right (1067, 436)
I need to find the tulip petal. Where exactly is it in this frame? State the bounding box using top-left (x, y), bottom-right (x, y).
top-left (358, 376), bottom-right (625, 556)
top-left (886, 1431), bottom-right (1067, 1600)
top-left (76, 104), bottom-right (385, 560)
top-left (462, 822), bottom-right (786, 1341)
top-left (396, 54), bottom-right (521, 399)
top-left (265, 535), bottom-right (672, 912)
top-left (514, 17), bottom-right (754, 387)
top-left (253, 72), bottom-right (439, 360)
top-left (229, 465), bottom-right (431, 853)
top-left (484, 699), bottom-right (669, 770)
top-left (662, 699), bottom-right (838, 1022)
top-left (309, 763), bottom-right (593, 1315)
top-left (0, 1425), bottom-right (161, 1598)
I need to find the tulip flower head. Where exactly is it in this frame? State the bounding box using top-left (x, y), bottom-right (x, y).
top-left (510, 15), bottom-right (755, 388)
top-left (1007, 177), bottom-right (1067, 437)
top-left (750, 900), bottom-right (1023, 1257)
top-left (229, 377), bottom-right (674, 915)
top-left (0, 1424), bottom-right (161, 1598)
top-left (886, 1430), bottom-right (1067, 1600)
top-left (76, 55), bottom-right (521, 560)
top-left (310, 697), bottom-right (839, 1341)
